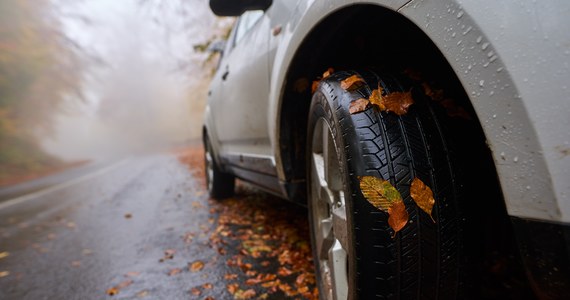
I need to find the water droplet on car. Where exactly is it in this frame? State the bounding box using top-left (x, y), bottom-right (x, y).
top-left (492, 114), bottom-right (497, 119)
top-left (513, 156), bottom-right (519, 163)
top-left (482, 42), bottom-right (489, 50)
top-left (479, 80), bottom-right (485, 87)
top-left (457, 10), bottom-right (464, 18)
top-left (526, 185), bottom-right (531, 190)
top-left (476, 36), bottom-right (482, 43)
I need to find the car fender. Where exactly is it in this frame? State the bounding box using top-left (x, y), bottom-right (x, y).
top-left (269, 0), bottom-right (570, 222)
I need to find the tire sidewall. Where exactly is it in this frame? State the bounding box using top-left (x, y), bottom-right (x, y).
top-left (307, 81), bottom-right (358, 300)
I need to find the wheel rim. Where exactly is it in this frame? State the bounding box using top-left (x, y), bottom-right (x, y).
top-left (205, 142), bottom-right (214, 193)
top-left (310, 118), bottom-right (349, 300)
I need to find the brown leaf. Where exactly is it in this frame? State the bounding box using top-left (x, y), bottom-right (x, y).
top-left (116, 280), bottom-right (133, 289)
top-left (204, 297), bottom-right (215, 300)
top-left (382, 90), bottom-right (414, 115)
top-left (190, 287), bottom-right (201, 296)
top-left (224, 273), bottom-right (238, 280)
top-left (106, 287), bottom-right (119, 296)
top-left (227, 283), bottom-right (239, 295)
top-left (311, 81), bottom-right (319, 94)
top-left (125, 271), bottom-right (140, 277)
top-left (369, 89), bottom-right (386, 111)
top-left (322, 67), bottom-right (334, 78)
top-left (388, 201), bottom-right (409, 237)
top-left (136, 290), bottom-right (149, 298)
top-left (71, 261), bottom-right (81, 267)
top-left (189, 261), bottom-right (204, 272)
top-left (203, 283), bottom-right (213, 289)
top-left (0, 271), bottom-right (10, 278)
top-left (0, 252), bottom-right (10, 260)
top-left (358, 176), bottom-right (402, 212)
top-left (340, 75), bottom-right (365, 91)
top-left (168, 268), bottom-right (182, 276)
top-left (410, 178), bottom-right (436, 222)
top-left (124, 213), bottom-right (132, 219)
top-left (348, 98), bottom-right (370, 114)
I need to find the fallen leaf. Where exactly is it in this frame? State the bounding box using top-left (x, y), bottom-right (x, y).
top-left (388, 201), bottom-right (409, 237)
top-left (125, 271), bottom-right (140, 277)
top-left (348, 98), bottom-right (370, 114)
top-left (340, 75), bottom-right (365, 91)
top-left (47, 233), bottom-right (56, 240)
top-left (189, 260), bottom-right (204, 272)
top-left (224, 273), bottom-right (238, 280)
top-left (160, 249), bottom-right (176, 262)
top-left (136, 290), bottom-right (149, 298)
top-left (204, 297), bottom-right (215, 300)
top-left (0, 271), bottom-right (9, 278)
top-left (116, 279), bottom-right (133, 289)
top-left (71, 261), bottom-right (81, 267)
top-left (381, 90), bottom-right (414, 115)
top-left (359, 176), bottom-right (408, 236)
top-left (227, 283), bottom-right (239, 295)
top-left (369, 88), bottom-right (386, 111)
top-left (322, 67), bottom-right (334, 78)
top-left (235, 289), bottom-right (256, 299)
top-left (203, 283), bottom-right (213, 289)
top-left (66, 222), bottom-right (76, 229)
top-left (410, 178), bottom-right (436, 222)
top-left (0, 252), bottom-right (9, 259)
top-left (124, 213), bottom-right (132, 219)
top-left (190, 287), bottom-right (201, 296)
top-left (106, 287), bottom-right (119, 296)
top-left (82, 249), bottom-right (93, 256)
top-left (168, 268), bottom-right (182, 276)
top-left (311, 81), bottom-right (319, 94)
top-left (358, 176), bottom-right (402, 212)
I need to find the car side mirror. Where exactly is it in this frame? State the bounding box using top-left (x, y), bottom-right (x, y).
top-left (207, 40), bottom-right (227, 54)
top-left (209, 0), bottom-right (272, 17)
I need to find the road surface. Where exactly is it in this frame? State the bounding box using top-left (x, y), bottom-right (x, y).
top-left (0, 147), bottom-right (317, 299)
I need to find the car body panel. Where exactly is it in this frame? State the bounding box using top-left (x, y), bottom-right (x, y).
top-left (398, 0), bottom-right (570, 222)
top-left (206, 0), bottom-right (569, 223)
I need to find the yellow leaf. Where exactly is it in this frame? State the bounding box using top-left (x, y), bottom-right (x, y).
top-left (388, 201), bottom-right (409, 237)
top-left (410, 178), bottom-right (436, 222)
top-left (348, 98), bottom-right (370, 114)
top-left (0, 251), bottom-right (9, 259)
top-left (189, 260), bottom-right (204, 272)
top-left (0, 271), bottom-right (9, 278)
top-left (340, 75), bottom-right (365, 91)
top-left (358, 176), bottom-right (402, 212)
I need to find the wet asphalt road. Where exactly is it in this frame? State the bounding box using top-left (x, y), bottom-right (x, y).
top-left (0, 147), bottom-right (316, 299)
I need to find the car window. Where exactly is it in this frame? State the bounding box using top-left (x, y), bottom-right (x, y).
top-left (233, 10), bottom-right (263, 47)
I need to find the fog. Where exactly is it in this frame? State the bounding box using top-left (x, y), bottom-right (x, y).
top-left (39, 0), bottom-right (232, 161)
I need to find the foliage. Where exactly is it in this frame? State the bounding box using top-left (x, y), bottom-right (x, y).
top-left (0, 0), bottom-right (83, 178)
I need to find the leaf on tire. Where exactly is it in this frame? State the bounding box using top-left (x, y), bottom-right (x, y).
top-left (368, 89), bottom-right (386, 111)
top-left (348, 98), bottom-right (370, 114)
top-left (382, 90), bottom-right (414, 116)
top-left (359, 176), bottom-right (408, 236)
top-left (410, 177), bottom-right (436, 222)
top-left (340, 75), bottom-right (365, 91)
top-left (311, 68), bottom-right (335, 94)
top-left (388, 201), bottom-right (409, 237)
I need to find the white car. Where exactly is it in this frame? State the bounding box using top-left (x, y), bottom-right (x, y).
top-left (203, 0), bottom-right (570, 299)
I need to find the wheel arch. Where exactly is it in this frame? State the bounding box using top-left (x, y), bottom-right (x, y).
top-left (271, 1), bottom-right (559, 222)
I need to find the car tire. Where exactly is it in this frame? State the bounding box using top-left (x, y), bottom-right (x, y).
top-left (204, 134), bottom-right (235, 199)
top-left (307, 70), bottom-right (466, 300)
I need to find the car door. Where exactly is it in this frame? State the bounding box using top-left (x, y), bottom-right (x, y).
top-left (212, 10), bottom-right (271, 161)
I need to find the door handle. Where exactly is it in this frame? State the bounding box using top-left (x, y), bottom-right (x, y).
top-left (222, 69), bottom-right (229, 81)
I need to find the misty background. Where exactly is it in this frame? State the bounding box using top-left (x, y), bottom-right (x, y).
top-left (0, 0), bottom-right (233, 184)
